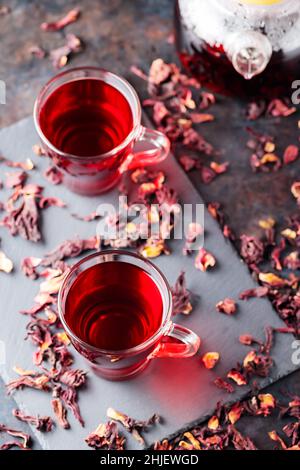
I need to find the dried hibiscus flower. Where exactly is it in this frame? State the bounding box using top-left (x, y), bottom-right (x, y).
top-left (171, 272), bottom-right (193, 315)
top-left (283, 145), bottom-right (299, 165)
top-left (0, 424), bottom-right (31, 449)
top-left (50, 33), bottom-right (82, 69)
top-left (195, 248), bottom-right (216, 272)
top-left (216, 298), bottom-right (237, 315)
top-left (13, 409), bottom-right (53, 432)
top-left (85, 421), bottom-right (125, 450)
top-left (43, 166), bottom-right (63, 185)
top-left (40, 8), bottom-right (80, 32)
top-left (107, 407), bottom-right (160, 446)
top-left (201, 352), bottom-right (220, 370)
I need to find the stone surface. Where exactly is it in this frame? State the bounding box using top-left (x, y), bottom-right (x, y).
top-left (0, 116), bottom-right (298, 449)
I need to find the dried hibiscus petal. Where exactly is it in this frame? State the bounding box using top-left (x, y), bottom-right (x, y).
top-left (171, 272), bottom-right (193, 315)
top-left (40, 8), bottom-right (80, 31)
top-left (107, 407), bottom-right (160, 446)
top-left (85, 421), bottom-right (125, 450)
top-left (201, 352), bottom-right (220, 370)
top-left (0, 424), bottom-right (31, 449)
top-left (6, 373), bottom-right (50, 394)
top-left (216, 298), bottom-right (237, 315)
top-left (214, 377), bottom-right (234, 393)
top-left (283, 145), bottom-right (299, 165)
top-left (227, 369), bottom-right (247, 386)
top-left (44, 166), bottom-right (63, 185)
top-left (50, 34), bottom-right (82, 69)
top-left (5, 170), bottom-right (27, 188)
top-left (239, 286), bottom-right (269, 300)
top-left (195, 248), bottom-right (216, 272)
top-left (13, 409), bottom-right (53, 432)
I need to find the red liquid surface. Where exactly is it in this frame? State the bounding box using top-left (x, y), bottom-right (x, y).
top-left (39, 78), bottom-right (133, 157)
top-left (65, 262), bottom-right (164, 351)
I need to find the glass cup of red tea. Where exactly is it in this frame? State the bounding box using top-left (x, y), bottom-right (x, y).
top-left (34, 67), bottom-right (170, 196)
top-left (58, 250), bottom-right (200, 380)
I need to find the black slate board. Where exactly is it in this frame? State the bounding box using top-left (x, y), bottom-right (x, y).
top-left (0, 116), bottom-right (298, 449)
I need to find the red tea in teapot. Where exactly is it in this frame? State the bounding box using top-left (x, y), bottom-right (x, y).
top-left (175, 0), bottom-right (300, 97)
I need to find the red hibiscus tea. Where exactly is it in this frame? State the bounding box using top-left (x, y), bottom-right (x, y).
top-left (38, 79), bottom-right (133, 158)
top-left (58, 250), bottom-right (200, 380)
top-left (64, 261), bottom-right (163, 351)
top-left (34, 68), bottom-right (170, 195)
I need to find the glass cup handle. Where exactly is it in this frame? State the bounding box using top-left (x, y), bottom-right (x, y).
top-left (122, 126), bottom-right (170, 172)
top-left (148, 323), bottom-right (200, 359)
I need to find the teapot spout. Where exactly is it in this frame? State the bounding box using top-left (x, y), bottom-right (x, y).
top-left (225, 30), bottom-right (272, 80)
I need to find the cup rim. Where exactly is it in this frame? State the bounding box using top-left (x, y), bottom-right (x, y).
top-left (57, 249), bottom-right (173, 357)
top-left (33, 66), bottom-right (142, 162)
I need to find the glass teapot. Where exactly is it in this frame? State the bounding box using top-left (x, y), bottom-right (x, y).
top-left (175, 0), bottom-right (300, 97)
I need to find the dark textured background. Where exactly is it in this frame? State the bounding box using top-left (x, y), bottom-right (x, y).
top-left (0, 0), bottom-right (299, 449)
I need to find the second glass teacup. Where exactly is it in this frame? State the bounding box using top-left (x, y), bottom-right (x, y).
top-left (58, 250), bottom-right (201, 380)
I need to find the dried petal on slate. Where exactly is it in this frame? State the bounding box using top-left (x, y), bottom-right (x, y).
top-left (50, 34), bottom-right (82, 69)
top-left (243, 350), bottom-right (273, 377)
top-left (267, 99), bottom-right (296, 117)
top-left (201, 352), bottom-right (220, 370)
top-left (179, 432), bottom-right (201, 450)
top-left (38, 197), bottom-right (66, 209)
top-left (21, 257), bottom-right (42, 279)
top-left (13, 409), bottom-right (54, 432)
top-left (107, 407), bottom-right (160, 446)
top-left (5, 171), bottom-right (27, 188)
top-left (59, 369), bottom-right (87, 388)
top-left (216, 298), bottom-right (237, 315)
top-left (191, 113), bottom-right (214, 124)
top-left (228, 403), bottom-right (243, 425)
top-left (283, 145), bottom-right (299, 165)
top-left (0, 156), bottom-right (34, 170)
top-left (51, 396), bottom-right (70, 430)
top-left (85, 421), bottom-right (125, 450)
top-left (227, 369), bottom-right (247, 386)
top-left (59, 386), bottom-right (85, 427)
top-left (207, 415), bottom-right (220, 430)
top-left (257, 393), bottom-right (276, 415)
top-left (239, 286), bottom-right (269, 300)
top-left (171, 271), bottom-right (193, 315)
top-left (0, 424), bottom-right (31, 449)
top-left (71, 211), bottom-right (100, 222)
top-left (6, 374), bottom-right (50, 394)
top-left (0, 250), bottom-right (13, 273)
top-left (1, 188), bottom-right (41, 242)
top-left (195, 248), bottom-right (216, 272)
top-left (43, 166), bottom-right (63, 185)
top-left (210, 161), bottom-right (229, 174)
top-left (40, 8), bottom-right (80, 31)
top-left (214, 378), bottom-right (234, 393)
top-left (139, 237), bottom-right (169, 259)
top-left (240, 235), bottom-right (265, 267)
top-left (258, 272), bottom-right (286, 287)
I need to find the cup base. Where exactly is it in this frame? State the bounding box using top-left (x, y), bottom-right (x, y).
top-left (90, 358), bottom-right (151, 381)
